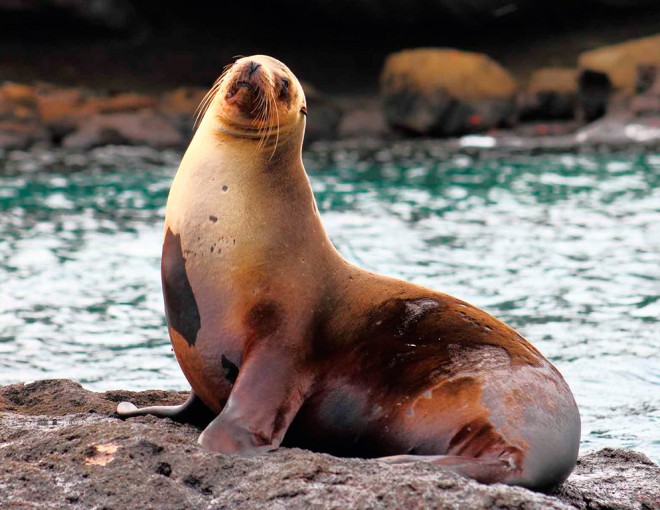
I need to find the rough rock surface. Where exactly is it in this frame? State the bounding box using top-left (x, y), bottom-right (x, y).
top-left (520, 68), bottom-right (578, 121)
top-left (1, 380), bottom-right (658, 510)
top-left (380, 48), bottom-right (518, 136)
top-left (0, 80), bottom-right (344, 150)
top-left (62, 111), bottom-right (184, 149)
top-left (578, 34), bottom-right (660, 96)
top-left (301, 82), bottom-right (344, 144)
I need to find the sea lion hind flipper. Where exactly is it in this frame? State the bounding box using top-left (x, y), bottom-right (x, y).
top-left (198, 345), bottom-right (312, 455)
top-left (116, 391), bottom-right (215, 428)
top-left (379, 453), bottom-right (522, 486)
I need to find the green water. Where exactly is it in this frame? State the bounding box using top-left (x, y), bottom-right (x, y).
top-left (0, 144), bottom-right (658, 461)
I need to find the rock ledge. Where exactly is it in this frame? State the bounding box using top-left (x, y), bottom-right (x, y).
top-left (1, 380), bottom-right (657, 509)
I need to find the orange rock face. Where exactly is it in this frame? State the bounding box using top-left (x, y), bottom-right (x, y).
top-left (578, 34), bottom-right (660, 96)
top-left (159, 87), bottom-right (207, 116)
top-left (36, 88), bottom-right (85, 124)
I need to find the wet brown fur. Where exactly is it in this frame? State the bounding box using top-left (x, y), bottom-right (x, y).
top-left (122, 56), bottom-right (580, 491)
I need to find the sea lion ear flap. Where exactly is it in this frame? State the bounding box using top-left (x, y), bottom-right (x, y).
top-left (198, 344), bottom-right (312, 455)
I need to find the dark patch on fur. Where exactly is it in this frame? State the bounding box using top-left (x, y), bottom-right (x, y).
top-left (209, 215), bottom-right (218, 223)
top-left (273, 402), bottom-right (290, 437)
top-left (221, 355), bottom-right (239, 385)
top-left (343, 295), bottom-right (543, 400)
top-left (398, 298), bottom-right (441, 336)
top-left (162, 229), bottom-right (201, 347)
top-left (245, 301), bottom-right (282, 339)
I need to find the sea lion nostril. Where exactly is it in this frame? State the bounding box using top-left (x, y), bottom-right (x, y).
top-left (248, 62), bottom-right (261, 77)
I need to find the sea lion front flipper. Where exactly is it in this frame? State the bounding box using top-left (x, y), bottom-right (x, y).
top-left (198, 346), bottom-right (311, 455)
top-left (116, 391), bottom-right (215, 428)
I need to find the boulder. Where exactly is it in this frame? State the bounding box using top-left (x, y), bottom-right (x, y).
top-left (380, 48), bottom-right (518, 137)
top-left (159, 87), bottom-right (207, 117)
top-left (578, 34), bottom-right (660, 97)
top-left (630, 65), bottom-right (660, 116)
top-left (158, 87), bottom-right (208, 139)
top-left (0, 121), bottom-right (49, 150)
top-left (62, 112), bottom-right (183, 149)
top-left (338, 102), bottom-right (389, 139)
top-left (520, 68), bottom-right (578, 121)
top-left (35, 86), bottom-right (85, 125)
top-left (551, 448), bottom-right (660, 510)
top-left (78, 92), bottom-right (157, 116)
top-left (301, 81), bottom-right (343, 144)
top-left (0, 82), bottom-right (38, 121)
top-left (0, 84), bottom-right (50, 147)
top-left (577, 70), bottom-right (612, 122)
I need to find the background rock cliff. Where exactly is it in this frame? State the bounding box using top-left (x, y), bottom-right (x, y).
top-left (1, 0), bottom-right (659, 92)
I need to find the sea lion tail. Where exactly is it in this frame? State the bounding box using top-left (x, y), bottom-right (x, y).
top-left (116, 391), bottom-right (215, 428)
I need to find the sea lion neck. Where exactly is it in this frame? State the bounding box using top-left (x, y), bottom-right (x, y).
top-left (173, 119), bottom-right (332, 253)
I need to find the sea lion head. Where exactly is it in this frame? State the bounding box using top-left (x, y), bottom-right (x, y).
top-left (198, 55), bottom-right (307, 151)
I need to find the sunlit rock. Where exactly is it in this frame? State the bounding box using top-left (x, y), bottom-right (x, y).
top-left (380, 48), bottom-right (518, 137)
top-left (578, 34), bottom-right (660, 97)
top-left (520, 68), bottom-right (578, 121)
top-left (63, 112), bottom-right (183, 149)
top-left (159, 87), bottom-right (207, 117)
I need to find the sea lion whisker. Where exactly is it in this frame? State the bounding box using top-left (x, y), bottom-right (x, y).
top-left (194, 72), bottom-right (228, 129)
top-left (252, 90), bottom-right (268, 121)
top-left (258, 86), bottom-right (272, 150)
top-left (193, 63), bottom-right (234, 125)
top-left (196, 77), bottom-right (224, 122)
top-left (265, 88), bottom-right (277, 150)
top-left (268, 87), bottom-right (280, 160)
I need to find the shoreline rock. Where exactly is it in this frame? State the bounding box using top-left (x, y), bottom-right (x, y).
top-left (380, 48), bottom-right (518, 136)
top-left (1, 34), bottom-right (660, 152)
top-left (1, 379), bottom-right (658, 510)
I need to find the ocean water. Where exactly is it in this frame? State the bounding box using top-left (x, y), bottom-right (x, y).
top-left (0, 143), bottom-right (658, 461)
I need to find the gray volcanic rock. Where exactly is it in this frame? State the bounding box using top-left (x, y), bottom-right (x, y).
top-left (301, 82), bottom-right (344, 145)
top-left (551, 449), bottom-right (660, 510)
top-left (62, 112), bottom-right (184, 149)
top-left (1, 380), bottom-right (658, 510)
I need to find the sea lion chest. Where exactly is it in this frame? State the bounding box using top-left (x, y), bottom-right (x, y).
top-left (160, 163), bottom-right (257, 412)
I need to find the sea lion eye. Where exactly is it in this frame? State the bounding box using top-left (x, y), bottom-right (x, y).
top-left (280, 78), bottom-right (290, 99)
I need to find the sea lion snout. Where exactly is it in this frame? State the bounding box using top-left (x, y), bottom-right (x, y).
top-left (223, 57), bottom-right (297, 117)
top-left (206, 55), bottom-right (306, 143)
top-left (225, 61), bottom-right (266, 116)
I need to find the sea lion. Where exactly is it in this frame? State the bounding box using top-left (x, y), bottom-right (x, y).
top-left (118, 55), bottom-right (581, 490)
